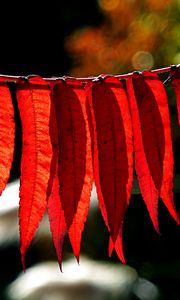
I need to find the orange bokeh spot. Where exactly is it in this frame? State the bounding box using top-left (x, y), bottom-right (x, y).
top-left (98, 0), bottom-right (120, 11)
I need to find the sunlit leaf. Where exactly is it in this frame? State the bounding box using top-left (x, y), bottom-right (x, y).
top-left (16, 77), bottom-right (52, 270)
top-left (0, 83), bottom-right (15, 195)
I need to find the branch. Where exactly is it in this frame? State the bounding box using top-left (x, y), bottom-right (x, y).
top-left (0, 64), bottom-right (179, 84)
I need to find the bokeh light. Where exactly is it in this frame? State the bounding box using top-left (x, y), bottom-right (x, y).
top-left (132, 51), bottom-right (154, 70)
top-left (98, 0), bottom-right (120, 11)
top-left (133, 278), bottom-right (160, 300)
top-left (65, 0), bottom-right (180, 76)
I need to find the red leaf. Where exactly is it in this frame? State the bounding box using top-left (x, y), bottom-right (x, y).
top-left (86, 81), bottom-right (117, 259)
top-left (171, 66), bottom-right (180, 125)
top-left (88, 76), bottom-right (133, 252)
top-left (126, 76), bottom-right (160, 232)
top-left (127, 70), bottom-right (180, 230)
top-left (16, 77), bottom-right (52, 270)
top-left (144, 71), bottom-right (180, 225)
top-left (85, 82), bottom-right (109, 231)
top-left (47, 90), bottom-right (66, 271)
top-left (48, 166), bottom-right (66, 272)
top-left (85, 97), bottom-right (108, 258)
top-left (0, 83), bottom-right (15, 195)
top-left (52, 80), bottom-right (93, 261)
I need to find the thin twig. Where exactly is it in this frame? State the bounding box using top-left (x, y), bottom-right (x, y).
top-left (0, 64), bottom-right (179, 84)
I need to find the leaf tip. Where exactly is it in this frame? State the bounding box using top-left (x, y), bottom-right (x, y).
top-left (58, 262), bottom-right (63, 273)
top-left (153, 220), bottom-right (161, 236)
top-left (75, 255), bottom-right (80, 265)
top-left (21, 252), bottom-right (26, 273)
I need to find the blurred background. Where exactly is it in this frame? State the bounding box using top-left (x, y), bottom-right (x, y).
top-left (0, 0), bottom-right (180, 299)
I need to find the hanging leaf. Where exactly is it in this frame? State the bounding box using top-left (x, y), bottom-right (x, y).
top-left (85, 80), bottom-right (109, 230)
top-left (0, 82), bottom-right (15, 195)
top-left (88, 76), bottom-right (133, 256)
top-left (86, 82), bottom-right (125, 262)
top-left (16, 77), bottom-right (52, 270)
top-left (47, 90), bottom-right (66, 271)
top-left (144, 71), bottom-right (180, 225)
top-left (86, 81), bottom-right (124, 261)
top-left (108, 78), bottom-right (133, 262)
top-left (47, 165), bottom-right (67, 271)
top-left (126, 75), bottom-right (160, 232)
top-left (127, 70), bottom-right (180, 231)
top-left (171, 66), bottom-right (180, 125)
top-left (52, 80), bottom-right (93, 261)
